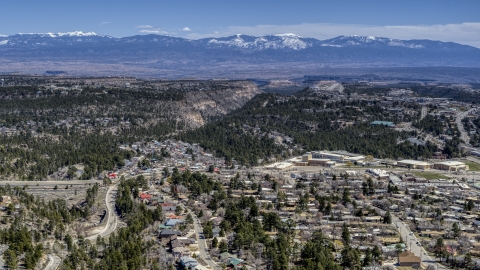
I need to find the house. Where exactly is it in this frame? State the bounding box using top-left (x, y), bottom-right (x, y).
top-left (159, 229), bottom-right (181, 239)
top-left (150, 195), bottom-right (164, 205)
top-left (228, 257), bottom-right (245, 268)
top-left (172, 247), bottom-right (190, 259)
top-left (398, 250), bottom-right (421, 268)
top-left (1, 196), bottom-right (11, 204)
top-left (180, 256), bottom-right (198, 269)
top-left (139, 193), bottom-right (152, 200)
top-left (162, 203), bottom-right (176, 212)
top-left (165, 218), bottom-right (184, 227)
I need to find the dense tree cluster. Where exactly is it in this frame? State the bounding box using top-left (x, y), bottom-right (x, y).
top-left (179, 93), bottom-right (440, 165)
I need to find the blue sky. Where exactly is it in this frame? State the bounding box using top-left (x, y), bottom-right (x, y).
top-left (2, 0), bottom-right (480, 46)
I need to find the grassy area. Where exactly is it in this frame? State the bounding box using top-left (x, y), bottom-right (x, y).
top-left (464, 161), bottom-right (480, 171)
top-left (337, 165), bottom-right (387, 169)
top-left (411, 171), bottom-right (450, 180)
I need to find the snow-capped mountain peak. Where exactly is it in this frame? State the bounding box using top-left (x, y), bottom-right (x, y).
top-left (275, 33), bottom-right (302, 38)
top-left (57, 31), bottom-right (99, 37)
top-left (17, 31), bottom-right (103, 38)
top-left (207, 33), bottom-right (310, 50)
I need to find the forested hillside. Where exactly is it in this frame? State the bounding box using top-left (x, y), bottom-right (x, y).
top-left (178, 92), bottom-right (439, 165)
top-left (0, 80), bottom-right (259, 179)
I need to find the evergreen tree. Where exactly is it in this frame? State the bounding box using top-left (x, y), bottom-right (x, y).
top-left (452, 222), bottom-right (460, 238)
top-left (212, 237), bottom-right (218, 249)
top-left (3, 249), bottom-right (18, 270)
top-left (363, 247), bottom-right (373, 267)
top-left (434, 238), bottom-right (447, 261)
top-left (219, 240), bottom-right (228, 253)
top-left (383, 210), bottom-right (392, 224)
top-left (372, 245), bottom-right (382, 262)
top-left (342, 223), bottom-right (350, 246)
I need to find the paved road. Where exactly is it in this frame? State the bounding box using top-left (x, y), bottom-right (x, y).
top-left (456, 108), bottom-right (476, 144)
top-left (392, 216), bottom-right (448, 270)
top-left (188, 209), bottom-right (220, 270)
top-left (44, 254), bottom-right (61, 270)
top-left (0, 180), bottom-right (102, 187)
top-left (86, 184), bottom-right (119, 241)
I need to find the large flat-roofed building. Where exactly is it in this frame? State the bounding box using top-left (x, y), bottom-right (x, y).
top-left (434, 161), bottom-right (469, 171)
top-left (308, 158), bottom-right (336, 167)
top-left (311, 151), bottom-right (365, 163)
top-left (371, 121), bottom-right (395, 127)
top-left (397, 159), bottom-right (432, 170)
top-left (292, 150), bottom-right (367, 167)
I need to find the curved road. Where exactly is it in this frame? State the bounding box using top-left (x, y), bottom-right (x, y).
top-left (86, 184), bottom-right (119, 241)
top-left (44, 255), bottom-right (61, 270)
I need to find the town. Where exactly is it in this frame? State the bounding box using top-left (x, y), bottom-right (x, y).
top-left (2, 76), bottom-right (480, 269)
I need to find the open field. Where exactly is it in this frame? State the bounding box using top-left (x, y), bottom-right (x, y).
top-left (410, 171), bottom-right (450, 180)
top-left (464, 161), bottom-right (480, 171)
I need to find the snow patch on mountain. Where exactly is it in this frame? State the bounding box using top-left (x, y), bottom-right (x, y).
top-left (17, 31), bottom-right (102, 38)
top-left (387, 41), bottom-right (424, 49)
top-left (0, 40), bottom-right (8, 45)
top-left (57, 31), bottom-right (99, 37)
top-left (208, 33), bottom-right (310, 50)
top-left (275, 33), bottom-right (302, 38)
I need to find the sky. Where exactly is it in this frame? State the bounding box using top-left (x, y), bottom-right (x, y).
top-left (1, 0), bottom-right (480, 47)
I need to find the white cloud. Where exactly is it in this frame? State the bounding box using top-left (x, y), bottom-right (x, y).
top-left (99, 22), bottom-right (110, 25)
top-left (136, 25), bottom-right (169, 35)
top-left (139, 29), bottom-right (168, 34)
top-left (214, 31), bottom-right (219, 34)
top-left (182, 27), bottom-right (192, 32)
top-left (136, 25), bottom-right (154, 29)
top-left (182, 22), bottom-right (480, 48)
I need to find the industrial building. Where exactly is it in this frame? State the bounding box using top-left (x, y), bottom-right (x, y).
top-left (292, 150), bottom-right (365, 167)
top-left (433, 161), bottom-right (469, 171)
top-left (396, 160), bottom-right (432, 170)
top-left (311, 151), bottom-right (365, 163)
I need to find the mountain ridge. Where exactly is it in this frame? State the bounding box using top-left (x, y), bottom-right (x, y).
top-left (1, 31), bottom-right (480, 77)
top-left (1, 31), bottom-right (478, 51)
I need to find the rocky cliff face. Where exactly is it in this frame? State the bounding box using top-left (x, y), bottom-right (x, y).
top-left (160, 80), bottom-right (261, 128)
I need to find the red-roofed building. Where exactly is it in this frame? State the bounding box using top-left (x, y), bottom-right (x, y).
top-left (140, 193), bottom-right (152, 200)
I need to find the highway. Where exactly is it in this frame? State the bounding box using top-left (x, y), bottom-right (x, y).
top-left (86, 184), bottom-right (119, 241)
top-left (0, 180), bottom-right (102, 187)
top-left (44, 254), bottom-right (61, 270)
top-left (392, 215), bottom-right (448, 270)
top-left (456, 108), bottom-right (476, 144)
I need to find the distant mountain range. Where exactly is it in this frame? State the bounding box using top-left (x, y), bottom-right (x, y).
top-left (1, 31), bottom-right (480, 77)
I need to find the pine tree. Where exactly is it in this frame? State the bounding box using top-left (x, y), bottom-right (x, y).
top-left (363, 247), bottom-right (373, 267)
top-left (4, 249), bottom-right (18, 270)
top-left (342, 223), bottom-right (350, 246)
top-left (452, 222), bottom-right (460, 238)
top-left (383, 210), bottom-right (392, 224)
